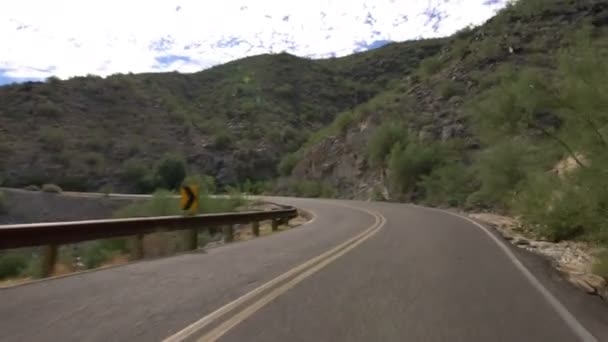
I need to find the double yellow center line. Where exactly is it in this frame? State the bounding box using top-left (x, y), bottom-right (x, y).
top-left (163, 204), bottom-right (386, 342)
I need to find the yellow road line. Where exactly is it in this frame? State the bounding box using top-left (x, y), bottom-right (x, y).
top-left (198, 210), bottom-right (385, 341)
top-left (163, 204), bottom-right (385, 342)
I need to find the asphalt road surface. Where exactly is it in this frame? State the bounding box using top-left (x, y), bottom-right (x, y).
top-left (1, 197), bottom-right (607, 342)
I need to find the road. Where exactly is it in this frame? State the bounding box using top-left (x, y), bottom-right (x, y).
top-left (1, 197), bottom-right (607, 341)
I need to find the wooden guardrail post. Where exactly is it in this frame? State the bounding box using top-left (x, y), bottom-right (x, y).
top-left (223, 225), bottom-right (234, 243)
top-left (131, 234), bottom-right (144, 260)
top-left (271, 219), bottom-right (279, 232)
top-left (186, 229), bottom-right (198, 250)
top-left (40, 244), bottom-right (58, 278)
top-left (252, 221), bottom-right (260, 237)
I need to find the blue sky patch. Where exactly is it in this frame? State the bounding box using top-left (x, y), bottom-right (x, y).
top-left (154, 55), bottom-right (192, 68)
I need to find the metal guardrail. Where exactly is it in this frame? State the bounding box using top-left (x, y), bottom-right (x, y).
top-left (0, 206), bottom-right (298, 277)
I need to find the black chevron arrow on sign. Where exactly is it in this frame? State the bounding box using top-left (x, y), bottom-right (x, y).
top-left (181, 185), bottom-right (196, 211)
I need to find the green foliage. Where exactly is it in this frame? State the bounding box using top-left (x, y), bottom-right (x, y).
top-left (121, 159), bottom-right (154, 193)
top-left (419, 56), bottom-right (443, 77)
top-left (39, 127), bottom-right (66, 152)
top-left (0, 252), bottom-right (28, 280)
top-left (278, 152), bottom-right (300, 176)
top-left (82, 152), bottom-right (105, 169)
top-left (593, 250), bottom-right (608, 279)
top-left (468, 142), bottom-right (531, 209)
top-left (287, 179), bottom-right (336, 198)
top-left (419, 163), bottom-right (478, 207)
top-left (154, 154), bottom-right (187, 190)
top-left (213, 132), bottom-right (233, 149)
top-left (334, 110), bottom-right (358, 134)
top-left (476, 39), bottom-right (504, 62)
top-left (437, 80), bottom-right (465, 99)
top-left (387, 141), bottom-right (445, 196)
top-left (0, 191), bottom-right (7, 214)
top-left (35, 101), bottom-right (61, 118)
top-left (182, 174), bottom-right (217, 194)
top-left (81, 239), bottom-right (131, 269)
top-left (41, 183), bottom-right (63, 193)
top-left (114, 190), bottom-right (182, 218)
top-left (367, 122), bottom-right (409, 167)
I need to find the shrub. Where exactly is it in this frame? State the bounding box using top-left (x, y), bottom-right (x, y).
top-left (81, 239), bottom-right (131, 269)
top-left (114, 190), bottom-right (182, 218)
top-left (82, 152), bottom-right (104, 169)
top-left (39, 127), bottom-right (66, 152)
top-left (278, 152), bottom-right (300, 176)
top-left (154, 154), bottom-right (187, 190)
top-left (213, 132), bottom-right (233, 149)
top-left (41, 183), bottom-right (63, 194)
top-left (367, 122), bottom-right (409, 167)
top-left (0, 191), bottom-right (7, 214)
top-left (35, 101), bottom-right (61, 118)
top-left (182, 174), bottom-right (217, 195)
top-left (593, 251), bottom-right (608, 279)
top-left (334, 110), bottom-right (357, 134)
top-left (387, 142), bottom-right (445, 197)
top-left (23, 185), bottom-right (40, 191)
top-left (288, 179), bottom-right (336, 198)
top-left (419, 163), bottom-right (478, 207)
top-left (469, 142), bottom-right (531, 209)
top-left (419, 56), bottom-right (443, 77)
top-left (437, 80), bottom-right (465, 99)
top-left (0, 252), bottom-right (29, 279)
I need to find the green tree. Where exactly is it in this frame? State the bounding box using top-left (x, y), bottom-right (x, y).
top-left (387, 142), bottom-right (444, 197)
top-left (367, 122), bottom-right (409, 167)
top-left (155, 154), bottom-right (187, 190)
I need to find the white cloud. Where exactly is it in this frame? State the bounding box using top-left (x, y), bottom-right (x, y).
top-left (0, 0), bottom-right (507, 80)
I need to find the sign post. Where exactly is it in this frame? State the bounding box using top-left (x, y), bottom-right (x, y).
top-left (180, 184), bottom-right (199, 250)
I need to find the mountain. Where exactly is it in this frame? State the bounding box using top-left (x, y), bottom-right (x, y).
top-left (0, 39), bottom-right (445, 191)
top-left (282, 0), bottom-right (608, 211)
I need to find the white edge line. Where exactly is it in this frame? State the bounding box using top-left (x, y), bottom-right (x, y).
top-left (416, 205), bottom-right (597, 342)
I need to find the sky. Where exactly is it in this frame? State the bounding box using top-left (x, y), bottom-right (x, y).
top-left (0, 0), bottom-right (509, 84)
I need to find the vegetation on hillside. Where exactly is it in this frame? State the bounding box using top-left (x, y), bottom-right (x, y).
top-left (286, 0), bottom-right (608, 248)
top-left (0, 39), bottom-right (443, 193)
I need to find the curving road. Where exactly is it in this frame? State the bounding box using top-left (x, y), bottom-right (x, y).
top-left (1, 197), bottom-right (607, 341)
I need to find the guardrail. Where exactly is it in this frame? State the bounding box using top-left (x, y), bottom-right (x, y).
top-left (0, 206), bottom-right (298, 277)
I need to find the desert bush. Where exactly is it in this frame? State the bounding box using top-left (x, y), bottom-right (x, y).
top-left (35, 101), bottom-right (61, 118)
top-left (278, 152), bottom-right (300, 176)
top-left (0, 252), bottom-right (28, 280)
top-left (437, 80), bottom-right (465, 99)
top-left (154, 154), bottom-right (187, 190)
top-left (367, 122), bottom-right (409, 167)
top-left (41, 183), bottom-right (63, 193)
top-left (182, 174), bottom-right (217, 195)
top-left (81, 239), bottom-right (131, 269)
top-left (593, 250), bottom-right (608, 279)
top-left (23, 185), bottom-right (40, 191)
top-left (39, 127), bottom-right (66, 152)
top-left (0, 191), bottom-right (7, 214)
top-left (387, 141), bottom-right (445, 196)
top-left (288, 179), bottom-right (336, 198)
top-left (82, 152), bottom-right (104, 169)
top-left (468, 142), bottom-right (530, 210)
top-left (419, 163), bottom-right (478, 207)
top-left (213, 132), bottom-right (234, 149)
top-left (419, 56), bottom-right (443, 77)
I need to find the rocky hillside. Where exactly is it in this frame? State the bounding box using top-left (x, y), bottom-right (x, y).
top-left (0, 39), bottom-right (443, 192)
top-left (287, 0), bottom-right (608, 200)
